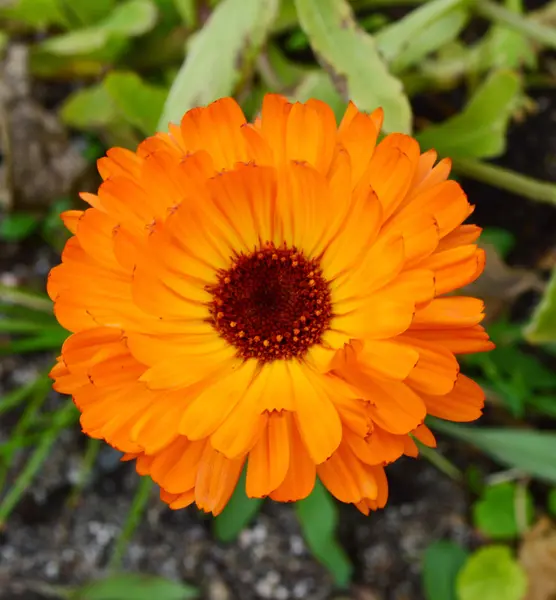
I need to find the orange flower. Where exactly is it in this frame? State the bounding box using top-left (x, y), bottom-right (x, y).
top-left (49, 95), bottom-right (493, 515)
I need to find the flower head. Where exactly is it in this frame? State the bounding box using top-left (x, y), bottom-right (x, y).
top-left (49, 95), bottom-right (493, 514)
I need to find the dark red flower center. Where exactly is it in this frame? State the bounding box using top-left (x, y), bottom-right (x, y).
top-left (207, 243), bottom-right (333, 362)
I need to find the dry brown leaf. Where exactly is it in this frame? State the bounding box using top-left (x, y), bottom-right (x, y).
top-left (518, 517), bottom-right (556, 600)
top-left (464, 244), bottom-right (545, 322)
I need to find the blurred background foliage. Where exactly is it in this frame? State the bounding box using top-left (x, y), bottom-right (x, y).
top-left (2, 0), bottom-right (556, 599)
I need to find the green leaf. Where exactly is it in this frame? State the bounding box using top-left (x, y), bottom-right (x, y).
top-left (525, 267), bottom-right (556, 343)
top-left (376, 0), bottom-right (469, 65)
top-left (429, 419), bottom-right (556, 484)
top-left (423, 540), bottom-right (468, 600)
top-left (480, 227), bottom-right (515, 259)
top-left (391, 8), bottom-right (469, 73)
top-left (456, 546), bottom-right (527, 600)
top-left (478, 0), bottom-right (536, 71)
top-left (548, 488), bottom-right (556, 517)
top-left (158, 0), bottom-right (280, 129)
top-left (262, 44), bottom-right (308, 89)
top-left (294, 0), bottom-right (411, 133)
top-left (172, 0), bottom-right (196, 26)
top-left (101, 0), bottom-right (158, 35)
top-left (473, 482), bottom-right (534, 539)
top-left (0, 213), bottom-right (39, 241)
top-left (0, 0), bottom-right (73, 29)
top-left (37, 0), bottom-right (158, 56)
top-left (61, 0), bottom-right (117, 26)
top-left (213, 469), bottom-right (264, 543)
top-left (61, 84), bottom-right (118, 130)
top-left (104, 72), bottom-right (167, 135)
top-left (528, 395), bottom-right (556, 419)
top-left (417, 70), bottom-right (521, 159)
top-left (295, 479), bottom-right (353, 587)
top-left (73, 574), bottom-right (199, 600)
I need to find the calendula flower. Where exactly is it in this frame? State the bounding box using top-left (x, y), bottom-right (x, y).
top-left (49, 95), bottom-right (493, 515)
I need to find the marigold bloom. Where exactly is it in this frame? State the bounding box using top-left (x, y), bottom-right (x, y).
top-left (49, 95), bottom-right (493, 515)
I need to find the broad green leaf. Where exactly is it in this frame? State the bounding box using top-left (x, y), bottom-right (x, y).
top-left (478, 0), bottom-right (536, 71)
top-left (37, 0), bottom-right (158, 56)
top-left (473, 482), bottom-right (534, 539)
top-left (61, 0), bottom-right (117, 26)
top-left (417, 70), bottom-right (521, 159)
top-left (429, 419), bottom-right (556, 484)
top-left (101, 0), bottom-right (158, 35)
top-left (423, 540), bottom-right (468, 600)
top-left (528, 395), bottom-right (556, 418)
top-left (526, 268), bottom-right (556, 343)
top-left (158, 0), bottom-right (280, 129)
top-left (172, 0), bottom-right (196, 26)
top-left (213, 469), bottom-right (264, 543)
top-left (292, 71), bottom-right (346, 123)
top-left (0, 0), bottom-right (72, 29)
top-left (30, 39), bottom-right (129, 78)
top-left (295, 479), bottom-right (353, 587)
top-left (73, 574), bottom-right (199, 600)
top-left (61, 84), bottom-right (118, 129)
top-left (548, 488), bottom-right (556, 517)
top-left (294, 0), bottom-right (411, 133)
top-left (263, 44), bottom-right (308, 89)
top-left (104, 72), bottom-right (167, 135)
top-left (0, 213), bottom-right (39, 242)
top-left (465, 346), bottom-right (556, 391)
top-left (389, 8), bottom-right (469, 73)
top-left (376, 0), bottom-right (469, 64)
top-left (456, 546), bottom-right (527, 600)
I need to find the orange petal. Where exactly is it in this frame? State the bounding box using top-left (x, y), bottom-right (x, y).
top-left (195, 444), bottom-right (245, 515)
top-left (406, 325), bottom-right (494, 354)
top-left (400, 335), bottom-right (460, 395)
top-left (412, 424), bottom-right (436, 448)
top-left (269, 423), bottom-right (316, 502)
top-left (411, 297), bottom-right (485, 329)
top-left (291, 364), bottom-right (342, 464)
top-left (285, 99), bottom-right (337, 173)
top-left (422, 374), bottom-right (484, 422)
top-left (246, 411), bottom-right (291, 498)
top-left (317, 442), bottom-right (379, 503)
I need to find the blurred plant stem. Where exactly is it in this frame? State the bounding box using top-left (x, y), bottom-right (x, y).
top-left (0, 402), bottom-right (77, 526)
top-left (108, 476), bottom-right (154, 570)
top-left (0, 284), bottom-right (53, 312)
top-left (453, 158), bottom-right (556, 206)
top-left (476, 0), bottom-right (556, 49)
top-left (415, 440), bottom-right (464, 482)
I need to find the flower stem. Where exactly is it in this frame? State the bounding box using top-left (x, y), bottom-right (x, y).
top-left (452, 158), bottom-right (556, 207)
top-left (415, 440), bottom-right (464, 482)
top-left (476, 0), bottom-right (556, 49)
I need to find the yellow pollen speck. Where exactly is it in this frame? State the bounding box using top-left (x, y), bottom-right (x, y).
top-left (224, 277), bottom-right (231, 284)
top-left (272, 253), bottom-right (278, 260)
top-left (308, 279), bottom-right (315, 287)
top-left (263, 340), bottom-right (270, 347)
top-left (300, 316), bottom-right (306, 322)
top-left (315, 310), bottom-right (322, 316)
top-left (293, 328), bottom-right (300, 335)
top-left (254, 336), bottom-right (260, 342)
top-left (292, 261), bottom-right (299, 267)
top-left (230, 321), bottom-right (237, 328)
top-left (276, 335), bottom-right (283, 342)
top-left (217, 312), bottom-right (224, 319)
top-left (238, 331), bottom-right (245, 338)
top-left (293, 336), bottom-right (298, 342)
